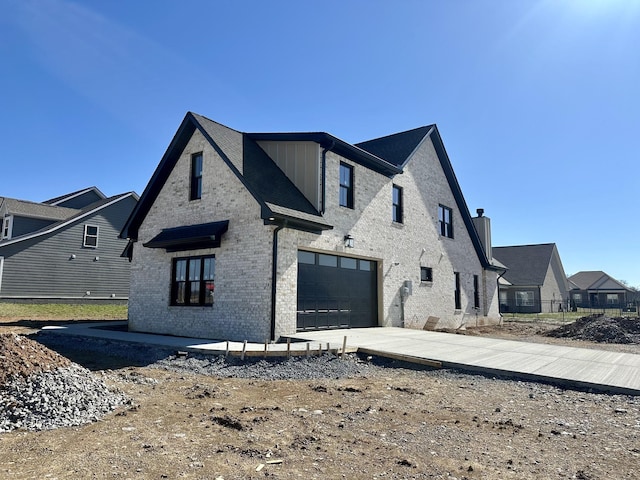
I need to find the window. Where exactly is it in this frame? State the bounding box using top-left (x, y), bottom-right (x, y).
top-left (515, 291), bottom-right (534, 307)
top-left (190, 152), bottom-right (203, 200)
top-left (171, 255), bottom-right (215, 306)
top-left (83, 225), bottom-right (99, 248)
top-left (438, 205), bottom-right (453, 238)
top-left (454, 272), bottom-right (461, 309)
top-left (1, 216), bottom-right (12, 240)
top-left (339, 162), bottom-right (354, 208)
top-left (607, 294), bottom-right (619, 305)
top-left (473, 275), bottom-right (480, 309)
top-left (420, 266), bottom-right (433, 282)
top-left (392, 185), bottom-right (403, 223)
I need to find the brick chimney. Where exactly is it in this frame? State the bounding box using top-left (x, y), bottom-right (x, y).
top-left (472, 208), bottom-right (492, 262)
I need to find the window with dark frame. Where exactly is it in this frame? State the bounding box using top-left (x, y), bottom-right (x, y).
top-left (420, 266), bottom-right (433, 282)
top-left (454, 271), bottom-right (461, 309)
top-left (339, 162), bottom-right (354, 208)
top-left (392, 185), bottom-right (403, 223)
top-left (438, 204), bottom-right (453, 238)
top-left (171, 255), bottom-right (215, 306)
top-left (190, 152), bottom-right (203, 200)
top-left (473, 274), bottom-right (480, 309)
top-left (83, 225), bottom-right (99, 248)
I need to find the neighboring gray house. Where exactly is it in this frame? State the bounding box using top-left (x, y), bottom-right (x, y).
top-left (121, 112), bottom-right (504, 342)
top-left (492, 243), bottom-right (569, 314)
top-left (0, 187), bottom-right (138, 302)
top-left (568, 271), bottom-right (634, 310)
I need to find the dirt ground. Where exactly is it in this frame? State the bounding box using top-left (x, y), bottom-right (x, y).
top-left (1, 316), bottom-right (640, 480)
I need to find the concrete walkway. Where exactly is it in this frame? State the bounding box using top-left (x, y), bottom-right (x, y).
top-left (40, 322), bottom-right (640, 395)
top-left (289, 327), bottom-right (640, 396)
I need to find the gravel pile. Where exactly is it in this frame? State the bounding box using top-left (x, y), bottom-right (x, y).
top-left (155, 351), bottom-right (386, 380)
top-left (0, 334), bottom-right (130, 433)
top-left (546, 315), bottom-right (640, 344)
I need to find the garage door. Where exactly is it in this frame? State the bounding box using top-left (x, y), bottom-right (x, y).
top-left (297, 251), bottom-right (378, 331)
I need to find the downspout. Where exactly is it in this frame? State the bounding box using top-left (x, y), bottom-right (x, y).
top-left (496, 268), bottom-right (507, 325)
top-left (270, 222), bottom-right (286, 341)
top-left (320, 140), bottom-right (334, 214)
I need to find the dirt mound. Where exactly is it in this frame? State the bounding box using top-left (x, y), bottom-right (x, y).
top-left (546, 315), bottom-right (640, 344)
top-left (0, 333), bottom-right (71, 385)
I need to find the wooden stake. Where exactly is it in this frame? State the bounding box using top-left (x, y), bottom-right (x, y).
top-left (264, 341), bottom-right (268, 359)
top-left (225, 341), bottom-right (230, 357)
top-left (341, 336), bottom-right (347, 359)
top-left (241, 340), bottom-right (247, 360)
top-left (287, 338), bottom-right (291, 358)
top-left (306, 342), bottom-right (310, 357)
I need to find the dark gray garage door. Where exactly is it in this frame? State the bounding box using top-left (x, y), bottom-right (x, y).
top-left (297, 251), bottom-right (378, 331)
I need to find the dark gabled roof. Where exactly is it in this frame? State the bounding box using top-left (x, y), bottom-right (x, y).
top-left (568, 271), bottom-right (631, 292)
top-left (121, 112), bottom-right (332, 241)
top-left (492, 243), bottom-right (557, 286)
top-left (43, 187), bottom-right (106, 205)
top-left (121, 112), bottom-right (498, 272)
top-left (355, 126), bottom-right (434, 168)
top-left (0, 192), bottom-right (137, 249)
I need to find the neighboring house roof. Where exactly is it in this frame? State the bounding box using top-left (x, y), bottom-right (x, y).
top-left (43, 186), bottom-right (106, 206)
top-left (0, 192), bottom-right (138, 249)
top-left (492, 243), bottom-right (558, 286)
top-left (121, 112), bottom-right (499, 271)
top-left (568, 271), bottom-right (631, 292)
top-left (2, 198), bottom-right (78, 221)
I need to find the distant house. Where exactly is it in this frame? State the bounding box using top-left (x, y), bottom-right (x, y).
top-left (121, 112), bottom-right (504, 342)
top-left (568, 271), bottom-right (634, 310)
top-left (492, 243), bottom-right (570, 314)
top-left (0, 187), bottom-right (138, 303)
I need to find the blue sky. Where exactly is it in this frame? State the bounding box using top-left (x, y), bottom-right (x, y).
top-left (2, 0), bottom-right (639, 287)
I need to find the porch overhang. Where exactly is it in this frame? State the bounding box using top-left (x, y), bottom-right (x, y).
top-left (143, 220), bottom-right (229, 252)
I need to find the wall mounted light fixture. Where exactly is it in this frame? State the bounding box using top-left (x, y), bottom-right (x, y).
top-left (344, 234), bottom-right (354, 248)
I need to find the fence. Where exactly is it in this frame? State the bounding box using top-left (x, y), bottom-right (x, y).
top-left (500, 298), bottom-right (639, 321)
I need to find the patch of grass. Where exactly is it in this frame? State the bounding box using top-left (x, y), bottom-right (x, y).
top-left (0, 303), bottom-right (127, 320)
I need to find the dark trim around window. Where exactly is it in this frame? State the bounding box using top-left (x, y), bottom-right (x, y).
top-left (438, 204), bottom-right (453, 238)
top-left (339, 162), bottom-right (354, 209)
top-left (190, 152), bottom-right (203, 201)
top-left (392, 184), bottom-right (403, 224)
top-left (454, 271), bottom-right (461, 310)
top-left (171, 254), bottom-right (215, 306)
top-left (473, 274), bottom-right (480, 309)
top-left (420, 266), bottom-right (433, 282)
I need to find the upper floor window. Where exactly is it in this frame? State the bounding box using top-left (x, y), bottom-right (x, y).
top-left (83, 225), bottom-right (99, 248)
top-left (438, 204), bottom-right (453, 238)
top-left (339, 162), bottom-right (354, 209)
top-left (1, 216), bottom-right (13, 240)
top-left (171, 255), bottom-right (215, 306)
top-left (190, 152), bottom-right (203, 200)
top-left (392, 185), bottom-right (403, 223)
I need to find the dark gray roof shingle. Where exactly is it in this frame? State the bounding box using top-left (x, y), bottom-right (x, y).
top-left (492, 243), bottom-right (556, 286)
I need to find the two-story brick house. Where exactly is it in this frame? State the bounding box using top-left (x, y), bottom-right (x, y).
top-left (121, 112), bottom-right (503, 342)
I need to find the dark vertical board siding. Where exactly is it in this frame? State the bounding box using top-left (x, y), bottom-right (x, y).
top-left (11, 217), bottom-right (57, 237)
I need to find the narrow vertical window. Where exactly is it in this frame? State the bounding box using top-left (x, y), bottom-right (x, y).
top-left (473, 274), bottom-right (480, 309)
top-left (339, 162), bottom-right (354, 208)
top-left (438, 204), bottom-right (453, 238)
top-left (454, 272), bottom-right (461, 310)
top-left (1, 216), bottom-right (12, 240)
top-left (190, 152), bottom-right (203, 200)
top-left (392, 185), bottom-right (403, 223)
top-left (83, 225), bottom-right (99, 248)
